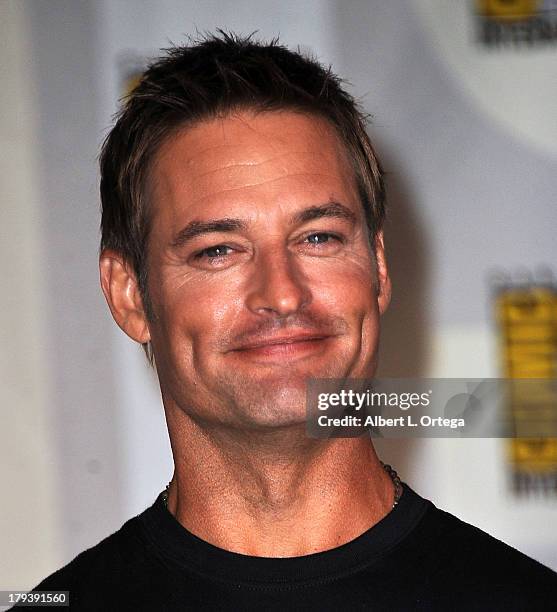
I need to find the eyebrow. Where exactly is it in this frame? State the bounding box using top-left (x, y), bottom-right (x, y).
top-left (292, 201), bottom-right (357, 225)
top-left (170, 218), bottom-right (247, 249)
top-left (169, 201), bottom-right (357, 249)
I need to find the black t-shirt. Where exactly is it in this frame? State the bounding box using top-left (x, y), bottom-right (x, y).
top-left (29, 484), bottom-right (557, 610)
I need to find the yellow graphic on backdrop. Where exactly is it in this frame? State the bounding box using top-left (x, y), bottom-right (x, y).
top-left (477, 0), bottom-right (540, 22)
top-left (496, 284), bottom-right (557, 487)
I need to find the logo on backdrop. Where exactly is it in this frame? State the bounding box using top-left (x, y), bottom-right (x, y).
top-left (475, 0), bottom-right (557, 47)
top-left (493, 269), bottom-right (557, 495)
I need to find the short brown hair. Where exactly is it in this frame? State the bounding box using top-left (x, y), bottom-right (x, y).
top-left (100, 32), bottom-right (385, 358)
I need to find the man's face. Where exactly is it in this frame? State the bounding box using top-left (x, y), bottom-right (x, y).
top-left (143, 110), bottom-right (390, 429)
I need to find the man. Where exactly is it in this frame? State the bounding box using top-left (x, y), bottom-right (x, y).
top-left (32, 32), bottom-right (556, 610)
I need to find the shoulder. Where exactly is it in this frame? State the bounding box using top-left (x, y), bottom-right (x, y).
top-left (413, 502), bottom-right (557, 607)
top-left (33, 513), bottom-right (162, 610)
top-left (427, 506), bottom-right (555, 578)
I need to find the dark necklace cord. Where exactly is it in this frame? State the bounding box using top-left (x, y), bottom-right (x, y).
top-left (380, 461), bottom-right (403, 508)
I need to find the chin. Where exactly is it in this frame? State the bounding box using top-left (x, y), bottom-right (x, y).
top-left (232, 384), bottom-right (310, 430)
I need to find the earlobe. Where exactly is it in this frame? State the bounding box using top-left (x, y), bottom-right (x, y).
top-left (99, 250), bottom-right (151, 344)
top-left (374, 232), bottom-right (391, 315)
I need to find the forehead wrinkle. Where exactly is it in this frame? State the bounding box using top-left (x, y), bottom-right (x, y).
top-left (189, 153), bottom-right (337, 182)
top-left (183, 149), bottom-right (354, 198)
top-left (187, 146), bottom-right (326, 177)
top-left (189, 172), bottom-right (345, 204)
top-left (189, 156), bottom-right (290, 181)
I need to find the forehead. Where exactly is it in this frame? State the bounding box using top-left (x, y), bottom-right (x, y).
top-left (147, 110), bottom-right (360, 225)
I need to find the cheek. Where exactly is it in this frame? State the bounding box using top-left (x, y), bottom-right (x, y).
top-left (306, 258), bottom-right (380, 364)
top-left (158, 274), bottom-right (245, 352)
top-left (306, 256), bottom-right (377, 315)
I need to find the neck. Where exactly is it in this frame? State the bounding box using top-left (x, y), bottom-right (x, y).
top-left (164, 408), bottom-right (396, 557)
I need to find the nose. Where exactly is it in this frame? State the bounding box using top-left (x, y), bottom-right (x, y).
top-left (245, 248), bottom-right (311, 317)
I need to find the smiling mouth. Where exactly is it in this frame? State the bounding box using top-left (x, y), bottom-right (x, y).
top-left (229, 333), bottom-right (333, 360)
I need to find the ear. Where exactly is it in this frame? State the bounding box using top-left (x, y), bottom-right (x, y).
top-left (99, 249), bottom-right (151, 344)
top-left (374, 231), bottom-right (391, 315)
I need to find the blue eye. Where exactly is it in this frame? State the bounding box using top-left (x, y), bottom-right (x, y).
top-left (306, 233), bottom-right (336, 244)
top-left (195, 245), bottom-right (232, 259)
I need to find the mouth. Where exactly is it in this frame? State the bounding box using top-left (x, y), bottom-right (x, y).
top-left (229, 332), bottom-right (334, 361)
